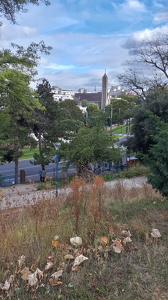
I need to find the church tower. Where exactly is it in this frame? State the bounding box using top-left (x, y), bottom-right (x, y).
top-left (101, 71), bottom-right (109, 109)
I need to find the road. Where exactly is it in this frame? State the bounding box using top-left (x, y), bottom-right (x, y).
top-left (0, 134), bottom-right (133, 186)
top-left (0, 159), bottom-right (75, 185)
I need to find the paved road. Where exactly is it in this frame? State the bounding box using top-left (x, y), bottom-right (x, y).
top-left (0, 159), bottom-right (75, 185)
top-left (0, 176), bottom-right (147, 210)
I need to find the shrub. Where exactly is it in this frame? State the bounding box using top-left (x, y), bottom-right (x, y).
top-left (101, 164), bottom-right (150, 181)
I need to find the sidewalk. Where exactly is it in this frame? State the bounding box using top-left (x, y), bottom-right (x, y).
top-left (0, 182), bottom-right (39, 198)
top-left (0, 182), bottom-right (71, 210)
top-left (0, 177), bottom-right (147, 210)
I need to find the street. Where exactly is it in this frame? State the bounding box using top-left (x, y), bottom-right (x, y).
top-left (0, 159), bottom-right (75, 185)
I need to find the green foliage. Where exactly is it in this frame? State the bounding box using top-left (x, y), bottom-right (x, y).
top-left (81, 99), bottom-right (88, 107)
top-left (32, 149), bottom-right (52, 168)
top-left (127, 109), bottom-right (162, 154)
top-left (145, 88), bottom-right (168, 123)
top-left (58, 100), bottom-right (84, 138)
top-left (105, 98), bottom-right (135, 126)
top-left (0, 70), bottom-right (43, 182)
top-left (87, 102), bottom-right (99, 116)
top-left (109, 197), bottom-right (167, 222)
top-left (20, 147), bottom-right (39, 160)
top-left (101, 164), bottom-right (150, 181)
top-left (119, 93), bottom-right (141, 105)
top-left (0, 0), bottom-right (52, 181)
top-left (36, 175), bottom-right (74, 190)
top-left (128, 88), bottom-right (168, 197)
top-left (110, 124), bottom-right (132, 135)
top-left (128, 88), bottom-right (168, 154)
top-left (143, 127), bottom-right (168, 198)
top-left (59, 100), bottom-right (84, 122)
top-left (61, 125), bottom-right (121, 176)
top-left (32, 79), bottom-right (59, 169)
top-left (0, 42), bottom-right (52, 78)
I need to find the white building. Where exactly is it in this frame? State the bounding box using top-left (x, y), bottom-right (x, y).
top-left (51, 86), bottom-right (87, 102)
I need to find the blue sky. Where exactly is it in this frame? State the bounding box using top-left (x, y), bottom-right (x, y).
top-left (1, 0), bottom-right (168, 91)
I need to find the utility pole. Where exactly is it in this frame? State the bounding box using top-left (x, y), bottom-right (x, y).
top-left (110, 107), bottom-right (113, 133)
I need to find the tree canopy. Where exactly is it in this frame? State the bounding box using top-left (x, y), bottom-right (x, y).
top-left (118, 33), bottom-right (168, 102)
top-left (143, 125), bottom-right (168, 198)
top-left (60, 125), bottom-right (121, 177)
top-left (0, 0), bottom-right (50, 24)
top-left (0, 69), bottom-right (43, 183)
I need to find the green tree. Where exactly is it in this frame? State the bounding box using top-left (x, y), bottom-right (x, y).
top-left (119, 93), bottom-right (141, 105)
top-left (0, 42), bottom-right (52, 78)
top-left (61, 125), bottom-right (121, 176)
top-left (126, 109), bottom-right (163, 155)
top-left (0, 70), bottom-right (43, 183)
top-left (87, 103), bottom-right (99, 116)
top-left (85, 103), bottom-right (105, 128)
top-left (145, 88), bottom-right (168, 123)
top-left (143, 125), bottom-right (168, 198)
top-left (31, 79), bottom-right (59, 170)
top-left (58, 100), bottom-right (84, 139)
top-left (105, 98), bottom-right (135, 127)
top-left (81, 99), bottom-right (88, 107)
top-left (127, 88), bottom-right (168, 155)
top-left (0, 0), bottom-right (52, 182)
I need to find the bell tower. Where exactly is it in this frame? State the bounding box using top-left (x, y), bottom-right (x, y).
top-left (101, 70), bottom-right (109, 109)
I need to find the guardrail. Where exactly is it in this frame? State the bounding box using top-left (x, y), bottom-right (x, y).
top-left (0, 175), bottom-right (15, 187)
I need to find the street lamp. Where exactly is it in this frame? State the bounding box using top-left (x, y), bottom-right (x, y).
top-left (54, 142), bottom-right (61, 197)
top-left (110, 107), bottom-right (113, 134)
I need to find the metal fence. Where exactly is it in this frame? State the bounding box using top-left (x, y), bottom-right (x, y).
top-left (0, 175), bottom-right (15, 187)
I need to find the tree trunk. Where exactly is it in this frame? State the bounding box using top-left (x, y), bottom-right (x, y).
top-left (15, 158), bottom-right (19, 184)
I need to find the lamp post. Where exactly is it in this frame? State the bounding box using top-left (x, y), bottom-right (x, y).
top-left (110, 107), bottom-right (113, 134)
top-left (54, 142), bottom-right (61, 197)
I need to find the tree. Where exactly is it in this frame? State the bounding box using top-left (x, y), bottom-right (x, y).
top-left (0, 0), bottom-right (50, 24)
top-left (105, 98), bottom-right (135, 127)
top-left (81, 99), bottom-right (88, 107)
top-left (0, 0), bottom-right (52, 182)
top-left (0, 40), bottom-right (52, 181)
top-left (87, 103), bottom-right (99, 116)
top-left (145, 88), bottom-right (168, 123)
top-left (126, 109), bottom-right (162, 155)
top-left (143, 125), bottom-right (168, 198)
top-left (31, 79), bottom-right (59, 170)
top-left (61, 125), bottom-right (121, 177)
top-left (119, 93), bottom-right (141, 105)
top-left (0, 70), bottom-right (43, 183)
top-left (118, 33), bottom-right (168, 102)
top-left (0, 42), bottom-right (52, 78)
top-left (85, 103), bottom-right (105, 128)
top-left (126, 88), bottom-right (168, 155)
top-left (58, 100), bottom-right (84, 139)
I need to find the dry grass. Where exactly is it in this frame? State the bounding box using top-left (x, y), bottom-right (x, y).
top-left (104, 177), bottom-right (164, 203)
top-left (0, 176), bottom-right (168, 299)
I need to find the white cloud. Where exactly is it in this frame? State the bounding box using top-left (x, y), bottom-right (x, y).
top-left (154, 10), bottom-right (168, 23)
top-left (124, 25), bottom-right (168, 48)
top-left (44, 63), bottom-right (76, 70)
top-left (0, 0), bottom-right (160, 91)
top-left (116, 0), bottom-right (146, 14)
top-left (127, 0), bottom-right (146, 12)
top-left (153, 1), bottom-right (165, 9)
top-left (0, 23), bottom-right (37, 42)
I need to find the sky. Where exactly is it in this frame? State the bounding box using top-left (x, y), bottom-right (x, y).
top-left (1, 0), bottom-right (168, 91)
